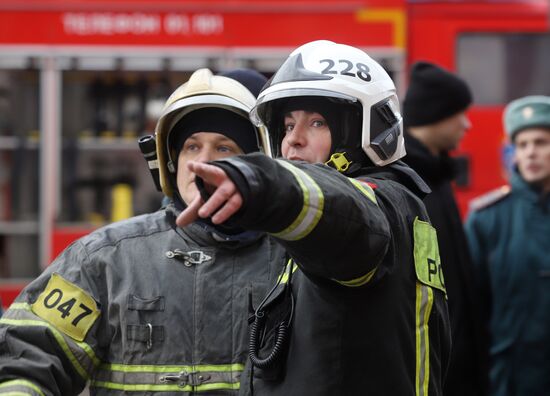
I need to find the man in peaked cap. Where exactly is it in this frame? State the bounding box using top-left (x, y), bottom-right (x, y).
top-left (504, 95), bottom-right (550, 190)
top-left (402, 61), bottom-right (488, 396)
top-left (465, 95), bottom-right (550, 396)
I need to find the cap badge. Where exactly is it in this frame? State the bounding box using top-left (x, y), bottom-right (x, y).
top-left (522, 106), bottom-right (534, 119)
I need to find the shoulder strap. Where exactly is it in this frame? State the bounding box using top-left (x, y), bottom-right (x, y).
top-left (469, 185), bottom-right (511, 212)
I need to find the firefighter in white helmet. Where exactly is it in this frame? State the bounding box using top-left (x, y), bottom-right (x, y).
top-left (176, 40), bottom-right (451, 395)
top-left (0, 68), bottom-right (285, 395)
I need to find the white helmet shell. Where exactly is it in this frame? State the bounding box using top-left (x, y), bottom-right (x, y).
top-left (252, 40), bottom-right (405, 167)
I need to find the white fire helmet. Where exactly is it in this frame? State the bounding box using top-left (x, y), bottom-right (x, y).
top-left (251, 40), bottom-right (405, 171)
top-left (155, 68), bottom-right (269, 199)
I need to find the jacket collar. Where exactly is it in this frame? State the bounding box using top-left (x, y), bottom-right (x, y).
top-left (357, 160), bottom-right (432, 199)
top-left (165, 203), bottom-right (265, 249)
top-left (402, 132), bottom-right (458, 184)
top-left (510, 167), bottom-right (550, 211)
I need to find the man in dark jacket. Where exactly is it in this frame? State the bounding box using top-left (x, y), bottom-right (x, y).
top-left (402, 62), bottom-right (488, 396)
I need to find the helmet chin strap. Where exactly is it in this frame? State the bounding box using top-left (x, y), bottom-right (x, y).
top-left (325, 148), bottom-right (369, 175)
top-left (172, 189), bottom-right (188, 211)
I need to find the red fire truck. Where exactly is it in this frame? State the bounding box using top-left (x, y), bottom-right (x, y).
top-left (0, 0), bottom-right (549, 308)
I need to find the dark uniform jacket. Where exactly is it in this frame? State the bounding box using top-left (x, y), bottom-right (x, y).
top-left (0, 205), bottom-right (285, 395)
top-left (465, 169), bottom-right (550, 396)
top-left (208, 153), bottom-right (451, 396)
top-left (403, 133), bottom-right (489, 396)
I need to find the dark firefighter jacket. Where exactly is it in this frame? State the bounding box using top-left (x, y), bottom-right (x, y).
top-left (465, 169), bottom-right (550, 396)
top-left (403, 133), bottom-right (489, 395)
top-left (0, 204), bottom-right (286, 395)
top-left (206, 153), bottom-right (452, 396)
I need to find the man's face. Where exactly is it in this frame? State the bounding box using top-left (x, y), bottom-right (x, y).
top-left (514, 128), bottom-right (550, 189)
top-left (281, 110), bottom-right (332, 163)
top-left (177, 132), bottom-right (244, 204)
top-left (430, 110), bottom-right (471, 153)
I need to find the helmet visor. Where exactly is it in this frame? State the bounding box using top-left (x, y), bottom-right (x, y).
top-left (251, 88), bottom-right (357, 127)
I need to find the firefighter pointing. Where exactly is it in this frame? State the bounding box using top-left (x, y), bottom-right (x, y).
top-left (177, 40), bottom-right (451, 395)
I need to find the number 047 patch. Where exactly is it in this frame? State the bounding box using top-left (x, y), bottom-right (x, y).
top-left (31, 273), bottom-right (100, 342)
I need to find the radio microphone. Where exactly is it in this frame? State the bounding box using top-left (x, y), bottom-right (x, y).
top-left (138, 135), bottom-right (162, 192)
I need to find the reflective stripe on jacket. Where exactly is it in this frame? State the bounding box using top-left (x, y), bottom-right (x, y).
top-left (0, 205), bottom-right (285, 395)
top-left (209, 154), bottom-right (451, 396)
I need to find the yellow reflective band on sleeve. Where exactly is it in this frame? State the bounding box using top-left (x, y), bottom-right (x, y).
top-left (0, 317), bottom-right (91, 380)
top-left (413, 218), bottom-right (446, 294)
top-left (270, 160), bottom-right (324, 241)
top-left (415, 283), bottom-right (433, 396)
top-left (333, 266), bottom-right (377, 287)
top-left (7, 302), bottom-right (33, 311)
top-left (2, 302), bottom-right (100, 380)
top-left (0, 379), bottom-right (45, 396)
top-left (348, 178), bottom-right (377, 204)
top-left (31, 273), bottom-right (100, 342)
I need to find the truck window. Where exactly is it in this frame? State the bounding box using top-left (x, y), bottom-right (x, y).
top-left (457, 33), bottom-right (550, 105)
